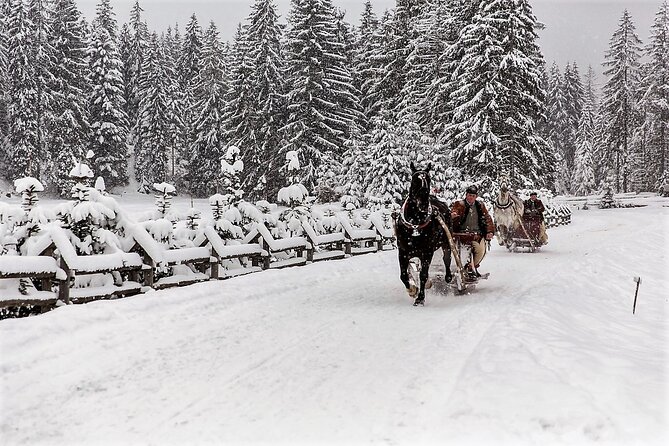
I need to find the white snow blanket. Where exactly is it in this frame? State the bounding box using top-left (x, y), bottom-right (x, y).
top-left (0, 203), bottom-right (667, 445)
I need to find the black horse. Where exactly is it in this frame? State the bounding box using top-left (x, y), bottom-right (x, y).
top-left (394, 162), bottom-right (453, 306)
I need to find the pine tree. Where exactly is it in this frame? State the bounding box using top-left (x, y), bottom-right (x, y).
top-left (178, 14), bottom-right (203, 192)
top-left (0, 0), bottom-right (11, 176)
top-left (224, 0), bottom-right (286, 201)
top-left (546, 62), bottom-right (571, 193)
top-left (26, 0), bottom-right (55, 181)
top-left (562, 62), bottom-right (585, 184)
top-left (573, 89), bottom-right (597, 196)
top-left (88, 0), bottom-right (129, 188)
top-left (125, 0), bottom-right (149, 137)
top-left (423, 0), bottom-right (481, 139)
top-left (639, 1), bottom-right (669, 191)
top-left (188, 21), bottom-right (227, 197)
top-left (134, 32), bottom-right (176, 192)
top-left (161, 27), bottom-right (185, 184)
top-left (353, 1), bottom-right (384, 123)
top-left (602, 9), bottom-right (643, 192)
top-left (48, 0), bottom-right (90, 196)
top-left (283, 0), bottom-right (362, 191)
top-left (446, 0), bottom-right (548, 188)
top-left (5, 0), bottom-right (41, 179)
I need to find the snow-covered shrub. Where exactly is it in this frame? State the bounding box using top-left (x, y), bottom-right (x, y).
top-left (154, 182), bottom-right (176, 219)
top-left (209, 194), bottom-right (243, 240)
top-left (340, 194), bottom-right (360, 210)
top-left (277, 151), bottom-right (312, 237)
top-left (10, 178), bottom-right (53, 249)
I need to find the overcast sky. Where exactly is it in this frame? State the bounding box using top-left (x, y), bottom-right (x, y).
top-left (76, 0), bottom-right (662, 84)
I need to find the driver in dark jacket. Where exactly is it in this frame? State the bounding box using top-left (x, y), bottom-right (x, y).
top-left (450, 185), bottom-right (495, 278)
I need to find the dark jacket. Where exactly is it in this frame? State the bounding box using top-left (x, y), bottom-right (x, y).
top-left (451, 199), bottom-right (495, 235)
top-left (523, 198), bottom-right (545, 221)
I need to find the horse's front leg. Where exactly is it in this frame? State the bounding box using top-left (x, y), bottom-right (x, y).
top-left (398, 251), bottom-right (411, 291)
top-left (415, 253), bottom-right (432, 305)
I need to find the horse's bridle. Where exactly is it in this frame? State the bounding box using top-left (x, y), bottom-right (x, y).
top-left (399, 170), bottom-right (434, 236)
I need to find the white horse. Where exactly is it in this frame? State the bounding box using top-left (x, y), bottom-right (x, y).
top-left (492, 185), bottom-right (524, 247)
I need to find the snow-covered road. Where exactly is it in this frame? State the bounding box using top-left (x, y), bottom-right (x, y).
top-left (1, 204), bottom-right (667, 445)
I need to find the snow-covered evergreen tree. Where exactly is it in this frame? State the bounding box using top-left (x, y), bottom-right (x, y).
top-left (546, 62), bottom-right (571, 193)
top-left (178, 14), bottom-right (203, 192)
top-left (48, 0), bottom-right (89, 196)
top-left (134, 32), bottom-right (176, 192)
top-left (188, 21), bottom-right (226, 197)
top-left (5, 0), bottom-right (41, 180)
top-left (88, 0), bottom-right (129, 188)
top-left (27, 0), bottom-right (55, 181)
top-left (231, 0), bottom-right (286, 202)
top-left (573, 93), bottom-right (597, 196)
top-left (562, 62), bottom-right (585, 183)
top-left (160, 27), bottom-right (185, 184)
top-left (423, 0), bottom-right (481, 140)
top-left (353, 1), bottom-right (384, 123)
top-left (639, 1), bottom-right (669, 191)
top-left (0, 0), bottom-right (10, 176)
top-left (602, 9), bottom-right (643, 192)
top-left (446, 0), bottom-right (548, 188)
top-left (282, 0), bottom-right (363, 190)
top-left (125, 0), bottom-right (149, 136)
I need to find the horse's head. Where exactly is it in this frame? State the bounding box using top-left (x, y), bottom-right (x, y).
top-left (409, 162), bottom-right (432, 211)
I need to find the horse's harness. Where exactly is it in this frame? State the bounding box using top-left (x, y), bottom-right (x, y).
top-left (494, 194), bottom-right (515, 210)
top-left (398, 198), bottom-right (434, 237)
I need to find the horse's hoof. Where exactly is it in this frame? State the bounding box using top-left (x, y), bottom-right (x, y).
top-left (408, 285), bottom-right (418, 297)
top-left (425, 278), bottom-right (433, 289)
top-left (413, 298), bottom-right (425, 306)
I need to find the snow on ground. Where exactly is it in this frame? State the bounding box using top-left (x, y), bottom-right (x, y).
top-left (0, 199), bottom-right (667, 445)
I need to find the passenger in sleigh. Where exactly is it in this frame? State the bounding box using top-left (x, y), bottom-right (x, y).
top-left (450, 185), bottom-right (495, 280)
top-left (522, 192), bottom-right (548, 245)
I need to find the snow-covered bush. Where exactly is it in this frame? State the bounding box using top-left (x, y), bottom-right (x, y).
top-left (154, 182), bottom-right (176, 219)
top-left (277, 151), bottom-right (312, 237)
top-left (209, 194), bottom-right (243, 240)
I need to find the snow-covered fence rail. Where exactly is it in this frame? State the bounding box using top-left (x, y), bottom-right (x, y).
top-left (128, 224), bottom-right (213, 289)
top-left (45, 226), bottom-right (146, 304)
top-left (301, 221), bottom-right (347, 263)
top-left (337, 213), bottom-right (381, 255)
top-left (195, 226), bottom-right (267, 279)
top-left (243, 221), bottom-right (310, 269)
top-left (0, 255), bottom-right (65, 315)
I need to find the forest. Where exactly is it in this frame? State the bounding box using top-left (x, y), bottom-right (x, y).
top-left (0, 0), bottom-right (667, 203)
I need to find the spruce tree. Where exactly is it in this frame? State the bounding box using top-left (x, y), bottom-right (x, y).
top-left (353, 1), bottom-right (384, 123)
top-left (640, 1), bottom-right (669, 190)
top-left (6, 0), bottom-right (41, 179)
top-left (134, 32), bottom-right (175, 192)
top-left (546, 62), bottom-right (571, 193)
top-left (27, 0), bottom-right (55, 181)
top-left (573, 91), bottom-right (597, 196)
top-left (88, 0), bottom-right (129, 188)
top-left (188, 21), bottom-right (226, 197)
top-left (178, 14), bottom-right (203, 192)
top-left (125, 0), bottom-right (148, 137)
top-left (283, 0), bottom-right (362, 191)
top-left (225, 0), bottom-right (286, 201)
top-left (48, 0), bottom-right (90, 196)
top-left (602, 9), bottom-right (643, 192)
top-left (446, 0), bottom-right (548, 188)
top-left (0, 0), bottom-right (11, 176)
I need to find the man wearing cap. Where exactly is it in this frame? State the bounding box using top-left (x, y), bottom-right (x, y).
top-left (450, 185), bottom-right (495, 278)
top-left (523, 192), bottom-right (548, 244)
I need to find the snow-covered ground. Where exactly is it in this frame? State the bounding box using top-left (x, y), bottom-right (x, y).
top-left (1, 198), bottom-right (667, 445)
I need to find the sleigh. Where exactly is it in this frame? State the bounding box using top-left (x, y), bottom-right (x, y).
top-left (508, 215), bottom-right (546, 253)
